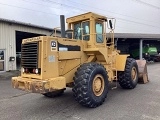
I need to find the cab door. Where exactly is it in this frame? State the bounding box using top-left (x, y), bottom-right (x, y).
top-left (95, 21), bottom-right (106, 47)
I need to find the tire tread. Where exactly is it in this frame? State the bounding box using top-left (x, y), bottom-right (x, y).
top-left (118, 58), bottom-right (138, 89)
top-left (73, 62), bottom-right (108, 108)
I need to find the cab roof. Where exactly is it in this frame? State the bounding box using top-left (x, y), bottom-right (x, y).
top-left (66, 12), bottom-right (107, 23)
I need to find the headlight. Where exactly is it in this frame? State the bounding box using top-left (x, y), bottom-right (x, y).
top-left (35, 69), bottom-right (39, 74)
top-left (22, 68), bottom-right (25, 73)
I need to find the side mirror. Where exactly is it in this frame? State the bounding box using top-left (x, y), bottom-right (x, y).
top-left (107, 18), bottom-right (116, 30)
top-left (109, 20), bottom-right (113, 29)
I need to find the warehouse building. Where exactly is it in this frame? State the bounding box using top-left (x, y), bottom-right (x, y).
top-left (114, 33), bottom-right (160, 54)
top-left (0, 18), bottom-right (60, 72)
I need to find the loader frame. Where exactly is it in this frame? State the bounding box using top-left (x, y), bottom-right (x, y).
top-left (12, 12), bottom-right (148, 108)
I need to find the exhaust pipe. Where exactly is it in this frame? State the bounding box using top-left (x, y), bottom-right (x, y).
top-left (60, 15), bottom-right (65, 38)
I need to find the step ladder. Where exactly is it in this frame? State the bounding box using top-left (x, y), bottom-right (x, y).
top-left (108, 54), bottom-right (118, 90)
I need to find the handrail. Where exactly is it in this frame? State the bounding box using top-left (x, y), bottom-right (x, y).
top-left (53, 27), bottom-right (61, 37)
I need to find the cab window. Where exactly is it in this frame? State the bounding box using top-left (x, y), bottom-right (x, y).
top-left (73, 22), bottom-right (81, 40)
top-left (82, 21), bottom-right (90, 41)
top-left (96, 22), bottom-right (103, 43)
top-left (73, 21), bottom-right (90, 41)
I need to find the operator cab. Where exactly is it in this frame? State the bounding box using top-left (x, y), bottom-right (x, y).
top-left (66, 12), bottom-right (114, 48)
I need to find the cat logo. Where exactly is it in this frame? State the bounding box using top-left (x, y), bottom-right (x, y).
top-left (51, 41), bottom-right (57, 51)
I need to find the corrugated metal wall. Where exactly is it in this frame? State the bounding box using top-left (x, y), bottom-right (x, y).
top-left (0, 21), bottom-right (53, 71)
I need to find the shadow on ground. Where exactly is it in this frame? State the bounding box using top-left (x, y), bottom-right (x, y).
top-left (0, 70), bottom-right (20, 80)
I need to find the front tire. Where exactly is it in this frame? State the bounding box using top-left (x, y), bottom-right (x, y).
top-left (72, 63), bottom-right (108, 108)
top-left (118, 58), bottom-right (138, 89)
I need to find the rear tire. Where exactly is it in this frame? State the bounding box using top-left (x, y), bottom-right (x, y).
top-left (72, 63), bottom-right (108, 108)
top-left (118, 58), bottom-right (138, 89)
top-left (43, 89), bottom-right (65, 98)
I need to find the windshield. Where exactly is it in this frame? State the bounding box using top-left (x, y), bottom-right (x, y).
top-left (74, 22), bottom-right (81, 39)
top-left (73, 21), bottom-right (90, 41)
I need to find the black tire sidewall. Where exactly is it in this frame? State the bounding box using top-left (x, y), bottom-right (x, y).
top-left (128, 59), bottom-right (138, 87)
top-left (118, 58), bottom-right (139, 89)
top-left (88, 66), bottom-right (108, 103)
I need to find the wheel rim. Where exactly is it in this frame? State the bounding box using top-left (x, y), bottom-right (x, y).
top-left (131, 67), bottom-right (137, 81)
top-left (92, 74), bottom-right (105, 96)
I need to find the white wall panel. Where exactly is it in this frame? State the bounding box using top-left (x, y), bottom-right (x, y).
top-left (0, 22), bottom-right (53, 71)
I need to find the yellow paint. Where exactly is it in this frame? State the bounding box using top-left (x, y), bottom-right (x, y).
top-left (12, 12), bottom-right (135, 94)
top-left (116, 55), bottom-right (129, 71)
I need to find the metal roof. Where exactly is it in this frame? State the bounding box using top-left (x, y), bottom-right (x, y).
top-left (0, 18), bottom-right (60, 32)
top-left (110, 33), bottom-right (160, 39)
top-left (1, 18), bottom-right (159, 39)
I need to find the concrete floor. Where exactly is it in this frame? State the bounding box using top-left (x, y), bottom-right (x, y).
top-left (0, 63), bottom-right (160, 120)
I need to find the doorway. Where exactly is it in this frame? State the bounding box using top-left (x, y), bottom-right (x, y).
top-left (16, 31), bottom-right (45, 70)
top-left (0, 50), bottom-right (5, 71)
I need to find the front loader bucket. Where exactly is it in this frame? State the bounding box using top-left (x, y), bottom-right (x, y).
top-left (136, 60), bottom-right (149, 84)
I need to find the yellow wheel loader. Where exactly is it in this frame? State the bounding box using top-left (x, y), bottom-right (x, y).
top-left (12, 12), bottom-right (148, 108)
